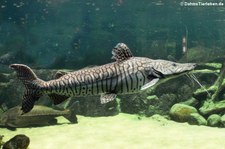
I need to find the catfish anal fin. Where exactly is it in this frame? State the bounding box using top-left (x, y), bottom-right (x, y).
top-left (100, 93), bottom-right (117, 104)
top-left (48, 94), bottom-right (69, 105)
top-left (21, 90), bottom-right (41, 114)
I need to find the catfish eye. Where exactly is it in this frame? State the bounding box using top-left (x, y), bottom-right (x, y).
top-left (172, 63), bottom-right (177, 67)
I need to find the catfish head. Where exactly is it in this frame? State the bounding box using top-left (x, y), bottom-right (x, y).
top-left (0, 113), bottom-right (8, 126)
top-left (149, 59), bottom-right (196, 76)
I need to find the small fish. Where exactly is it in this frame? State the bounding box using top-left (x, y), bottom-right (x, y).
top-left (0, 52), bottom-right (15, 65)
top-left (0, 104), bottom-right (77, 128)
top-left (182, 26), bottom-right (188, 54)
top-left (182, 36), bottom-right (187, 54)
top-left (10, 43), bottom-right (196, 114)
top-left (117, 0), bottom-right (124, 6)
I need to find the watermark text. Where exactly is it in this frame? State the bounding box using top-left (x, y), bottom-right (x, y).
top-left (180, 1), bottom-right (224, 7)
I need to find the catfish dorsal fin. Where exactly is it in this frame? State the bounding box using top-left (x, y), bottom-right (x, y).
top-left (54, 71), bottom-right (68, 79)
top-left (111, 43), bottom-right (133, 62)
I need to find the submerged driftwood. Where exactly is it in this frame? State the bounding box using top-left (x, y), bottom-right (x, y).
top-left (193, 57), bottom-right (225, 115)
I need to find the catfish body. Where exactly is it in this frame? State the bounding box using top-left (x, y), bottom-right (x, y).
top-left (0, 105), bottom-right (77, 128)
top-left (10, 43), bottom-right (196, 114)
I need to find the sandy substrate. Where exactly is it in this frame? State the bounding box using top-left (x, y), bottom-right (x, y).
top-left (1, 113), bottom-right (225, 149)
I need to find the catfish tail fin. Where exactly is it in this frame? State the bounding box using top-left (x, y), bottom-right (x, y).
top-left (9, 64), bottom-right (45, 114)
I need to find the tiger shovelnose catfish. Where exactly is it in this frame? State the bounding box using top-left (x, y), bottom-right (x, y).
top-left (10, 43), bottom-right (196, 114)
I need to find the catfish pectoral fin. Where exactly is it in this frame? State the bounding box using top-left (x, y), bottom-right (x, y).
top-left (141, 78), bottom-right (159, 90)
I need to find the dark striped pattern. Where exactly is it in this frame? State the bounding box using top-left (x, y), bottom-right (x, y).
top-left (10, 44), bottom-right (196, 114)
top-left (42, 57), bottom-right (151, 97)
top-left (39, 57), bottom-right (196, 97)
top-left (10, 56), bottom-right (196, 114)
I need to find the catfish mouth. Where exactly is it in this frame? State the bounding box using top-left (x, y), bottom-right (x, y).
top-left (187, 63), bottom-right (197, 70)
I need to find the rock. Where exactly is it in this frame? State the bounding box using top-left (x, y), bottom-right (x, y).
top-left (180, 97), bottom-right (199, 107)
top-left (221, 114), bottom-right (225, 127)
top-left (188, 113), bottom-right (207, 126)
top-left (199, 100), bottom-right (225, 115)
top-left (3, 134), bottom-right (30, 149)
top-left (207, 114), bottom-right (221, 127)
top-left (169, 104), bottom-right (198, 122)
top-left (120, 94), bottom-right (148, 115)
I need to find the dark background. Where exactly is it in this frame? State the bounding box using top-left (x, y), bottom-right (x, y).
top-left (0, 0), bottom-right (224, 69)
